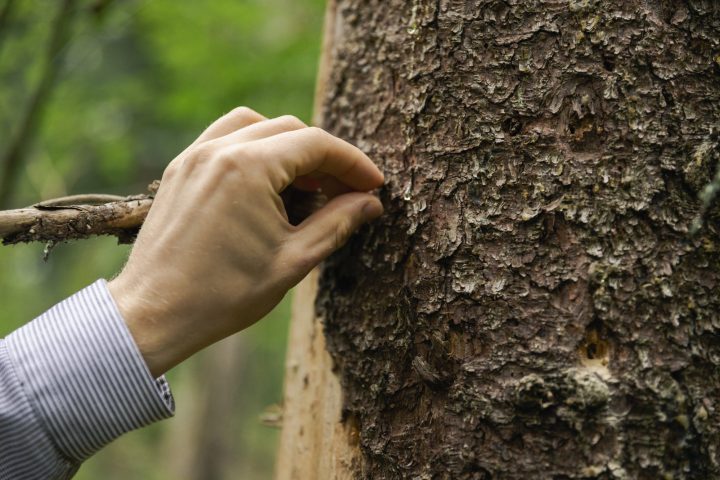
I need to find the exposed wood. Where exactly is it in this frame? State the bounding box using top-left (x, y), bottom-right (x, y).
top-left (274, 269), bottom-right (361, 480)
top-left (275, 1), bottom-right (362, 478)
top-left (311, 0), bottom-right (339, 127)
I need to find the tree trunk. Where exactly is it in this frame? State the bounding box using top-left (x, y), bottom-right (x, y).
top-left (279, 1), bottom-right (720, 478)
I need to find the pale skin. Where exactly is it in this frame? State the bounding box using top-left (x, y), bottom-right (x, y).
top-left (108, 107), bottom-right (384, 377)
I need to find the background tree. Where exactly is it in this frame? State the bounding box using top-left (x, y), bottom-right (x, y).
top-left (278, 0), bottom-right (720, 478)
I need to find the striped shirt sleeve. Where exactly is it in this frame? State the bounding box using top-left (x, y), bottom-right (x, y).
top-left (0, 279), bottom-right (175, 479)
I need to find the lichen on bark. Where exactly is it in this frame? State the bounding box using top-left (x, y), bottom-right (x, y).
top-left (315, 1), bottom-right (720, 478)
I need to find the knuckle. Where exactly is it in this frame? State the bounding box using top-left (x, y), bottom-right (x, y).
top-left (228, 106), bottom-right (261, 122)
top-left (188, 141), bottom-right (218, 167)
top-left (307, 125), bottom-right (327, 137)
top-left (162, 162), bottom-right (179, 181)
top-left (306, 126), bottom-right (327, 140)
top-left (214, 145), bottom-right (262, 183)
top-left (275, 114), bottom-right (306, 130)
top-left (216, 148), bottom-right (241, 174)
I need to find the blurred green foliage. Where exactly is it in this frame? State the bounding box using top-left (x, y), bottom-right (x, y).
top-left (0, 0), bottom-right (325, 478)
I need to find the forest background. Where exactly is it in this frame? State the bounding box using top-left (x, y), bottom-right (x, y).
top-left (0, 0), bottom-right (325, 478)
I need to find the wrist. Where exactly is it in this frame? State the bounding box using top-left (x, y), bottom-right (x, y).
top-left (107, 276), bottom-right (174, 377)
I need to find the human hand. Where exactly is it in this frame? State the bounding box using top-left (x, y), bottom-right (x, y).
top-left (108, 107), bottom-right (384, 377)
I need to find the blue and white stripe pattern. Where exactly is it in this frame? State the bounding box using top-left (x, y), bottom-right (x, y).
top-left (0, 280), bottom-right (175, 479)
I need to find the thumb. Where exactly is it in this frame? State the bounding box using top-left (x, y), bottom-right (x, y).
top-left (289, 191), bottom-right (383, 268)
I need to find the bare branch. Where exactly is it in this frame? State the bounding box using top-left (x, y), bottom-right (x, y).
top-left (0, 179), bottom-right (321, 246)
top-left (0, 194), bottom-right (153, 245)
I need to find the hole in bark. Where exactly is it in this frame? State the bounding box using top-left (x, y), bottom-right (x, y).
top-left (566, 111), bottom-right (603, 150)
top-left (579, 322), bottom-right (612, 367)
top-left (467, 179), bottom-right (488, 206)
top-left (662, 87), bottom-right (675, 108)
top-left (602, 55), bottom-right (616, 72)
top-left (501, 117), bottom-right (523, 136)
top-left (463, 463), bottom-right (491, 477)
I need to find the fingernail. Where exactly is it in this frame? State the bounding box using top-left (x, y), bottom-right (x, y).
top-left (362, 199), bottom-right (384, 221)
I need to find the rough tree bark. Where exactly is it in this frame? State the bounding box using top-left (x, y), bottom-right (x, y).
top-left (278, 1), bottom-right (720, 479)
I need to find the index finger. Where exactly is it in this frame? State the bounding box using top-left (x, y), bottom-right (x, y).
top-left (244, 127), bottom-right (384, 192)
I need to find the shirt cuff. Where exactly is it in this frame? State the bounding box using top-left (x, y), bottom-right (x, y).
top-left (5, 279), bottom-right (175, 462)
